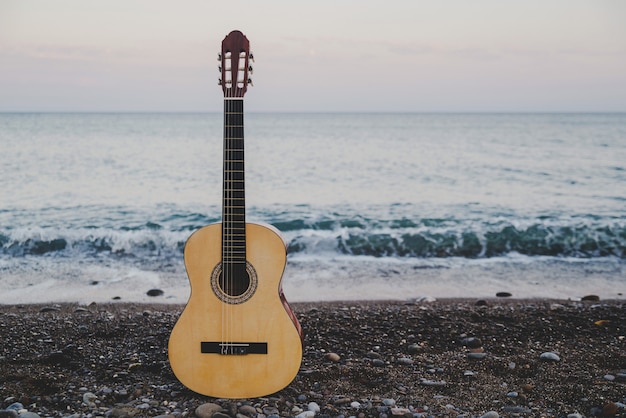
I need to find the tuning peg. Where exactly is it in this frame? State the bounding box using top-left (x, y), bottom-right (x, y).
top-left (218, 78), bottom-right (222, 86)
top-left (249, 53), bottom-right (254, 62)
top-left (217, 53), bottom-right (222, 61)
top-left (218, 66), bottom-right (222, 72)
top-left (248, 65), bottom-right (253, 74)
top-left (247, 78), bottom-right (253, 86)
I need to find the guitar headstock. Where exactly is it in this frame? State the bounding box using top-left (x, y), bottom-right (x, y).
top-left (219, 30), bottom-right (253, 98)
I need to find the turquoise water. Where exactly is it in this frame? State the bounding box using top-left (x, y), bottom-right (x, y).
top-left (1, 113), bottom-right (625, 303)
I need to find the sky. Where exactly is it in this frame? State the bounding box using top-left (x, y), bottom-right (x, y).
top-left (1, 0), bottom-right (625, 112)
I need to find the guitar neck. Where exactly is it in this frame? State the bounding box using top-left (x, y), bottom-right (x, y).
top-left (222, 98), bottom-right (246, 264)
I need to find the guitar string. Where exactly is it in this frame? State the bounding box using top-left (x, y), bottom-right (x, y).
top-left (222, 48), bottom-right (247, 353)
top-left (222, 92), bottom-right (227, 351)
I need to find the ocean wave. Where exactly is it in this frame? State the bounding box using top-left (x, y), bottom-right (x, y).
top-left (1, 215), bottom-right (624, 261)
top-left (332, 223), bottom-right (626, 258)
top-left (0, 227), bottom-right (188, 261)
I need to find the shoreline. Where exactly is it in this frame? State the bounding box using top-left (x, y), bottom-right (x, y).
top-left (1, 298), bottom-right (625, 417)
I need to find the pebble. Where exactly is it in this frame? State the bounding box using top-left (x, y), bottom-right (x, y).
top-left (263, 406), bottom-right (280, 415)
top-left (461, 337), bottom-right (483, 349)
top-left (239, 405), bottom-right (257, 416)
top-left (407, 343), bottom-right (421, 353)
top-left (195, 402), bottom-right (223, 418)
top-left (295, 411), bottom-right (315, 418)
top-left (602, 402), bottom-right (618, 416)
top-left (540, 352), bottom-right (561, 362)
top-left (325, 352), bottom-right (341, 362)
top-left (308, 402), bottom-right (321, 413)
top-left (5, 404), bottom-right (22, 412)
top-left (146, 288), bottom-right (164, 297)
top-left (82, 392), bottom-right (97, 408)
top-left (390, 407), bottom-right (411, 416)
top-left (420, 379), bottom-right (447, 386)
top-left (479, 412), bottom-right (499, 418)
top-left (467, 352), bottom-right (487, 359)
top-left (18, 413), bottom-right (40, 418)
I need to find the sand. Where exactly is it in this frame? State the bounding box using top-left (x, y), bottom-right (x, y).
top-left (1, 298), bottom-right (625, 417)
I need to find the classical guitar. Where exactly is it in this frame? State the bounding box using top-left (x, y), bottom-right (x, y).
top-left (168, 30), bottom-right (303, 399)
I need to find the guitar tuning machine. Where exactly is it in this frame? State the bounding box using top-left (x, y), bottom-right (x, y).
top-left (248, 65), bottom-right (253, 74)
top-left (247, 78), bottom-right (253, 86)
top-left (217, 53), bottom-right (222, 61)
top-left (218, 78), bottom-right (222, 86)
top-left (249, 53), bottom-right (254, 62)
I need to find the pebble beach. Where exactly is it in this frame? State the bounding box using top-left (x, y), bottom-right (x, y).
top-left (1, 298), bottom-right (625, 418)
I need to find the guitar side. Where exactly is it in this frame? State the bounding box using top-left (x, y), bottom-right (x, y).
top-left (168, 222), bottom-right (303, 399)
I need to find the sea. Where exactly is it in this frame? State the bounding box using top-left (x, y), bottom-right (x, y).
top-left (1, 112), bottom-right (625, 304)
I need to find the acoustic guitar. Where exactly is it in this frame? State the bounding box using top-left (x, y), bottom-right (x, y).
top-left (168, 30), bottom-right (303, 399)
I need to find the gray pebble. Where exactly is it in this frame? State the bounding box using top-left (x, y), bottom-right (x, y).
top-left (19, 413), bottom-right (41, 418)
top-left (540, 352), bottom-right (561, 362)
top-left (82, 392), bottom-right (97, 408)
top-left (420, 379), bottom-right (447, 386)
top-left (195, 402), bottom-right (223, 418)
top-left (479, 412), bottom-right (499, 418)
top-left (467, 352), bottom-right (487, 359)
top-left (308, 402), bottom-right (321, 413)
top-left (239, 405), bottom-right (258, 416)
top-left (146, 288), bottom-right (164, 297)
top-left (5, 404), bottom-right (22, 412)
top-left (407, 343), bottom-right (421, 354)
top-left (263, 406), bottom-right (279, 415)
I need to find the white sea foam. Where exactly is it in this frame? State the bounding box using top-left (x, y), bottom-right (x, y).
top-left (0, 254), bottom-right (623, 305)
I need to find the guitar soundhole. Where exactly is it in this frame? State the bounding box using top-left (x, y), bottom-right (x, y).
top-left (210, 262), bottom-right (258, 304)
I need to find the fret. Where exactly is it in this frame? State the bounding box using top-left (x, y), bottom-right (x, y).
top-left (222, 98), bottom-right (247, 265)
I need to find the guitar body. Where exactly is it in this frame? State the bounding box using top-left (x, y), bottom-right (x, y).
top-left (168, 222), bottom-right (303, 398)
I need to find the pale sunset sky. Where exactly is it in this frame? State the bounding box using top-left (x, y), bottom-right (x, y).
top-left (1, 0), bottom-right (625, 112)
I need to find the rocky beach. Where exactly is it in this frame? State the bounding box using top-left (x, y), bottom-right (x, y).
top-left (1, 298), bottom-right (625, 418)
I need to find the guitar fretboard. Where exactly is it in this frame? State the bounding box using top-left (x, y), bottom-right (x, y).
top-left (222, 98), bottom-right (246, 266)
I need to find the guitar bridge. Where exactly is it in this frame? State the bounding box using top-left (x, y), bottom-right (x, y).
top-left (201, 342), bottom-right (268, 355)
